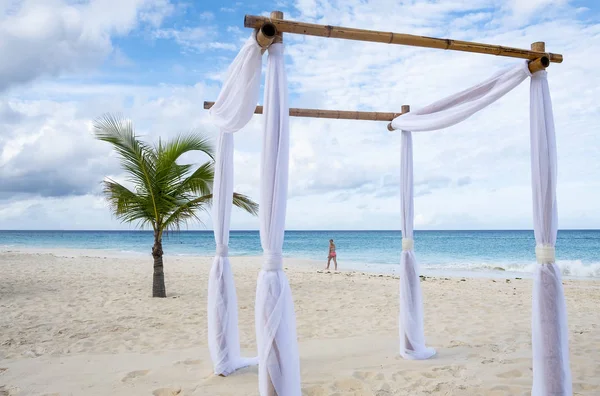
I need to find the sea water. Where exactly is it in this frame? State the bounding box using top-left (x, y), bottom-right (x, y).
top-left (1, 230), bottom-right (599, 278)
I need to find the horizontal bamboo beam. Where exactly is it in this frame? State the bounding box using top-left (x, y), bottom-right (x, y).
top-left (203, 101), bottom-right (403, 121)
top-left (244, 15), bottom-right (563, 64)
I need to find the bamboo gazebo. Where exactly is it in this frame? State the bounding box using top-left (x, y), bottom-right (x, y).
top-left (205, 11), bottom-right (568, 396)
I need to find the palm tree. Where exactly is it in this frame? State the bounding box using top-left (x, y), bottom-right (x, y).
top-left (94, 114), bottom-right (257, 297)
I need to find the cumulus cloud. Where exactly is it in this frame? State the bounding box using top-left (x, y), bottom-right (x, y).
top-left (1, 0), bottom-right (599, 230)
top-left (0, 0), bottom-right (175, 92)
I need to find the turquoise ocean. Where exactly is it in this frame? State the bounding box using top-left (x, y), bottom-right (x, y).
top-left (1, 230), bottom-right (599, 278)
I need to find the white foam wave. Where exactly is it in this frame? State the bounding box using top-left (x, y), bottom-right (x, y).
top-left (425, 260), bottom-right (600, 278)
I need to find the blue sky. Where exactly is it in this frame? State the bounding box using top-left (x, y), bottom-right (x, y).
top-left (1, 0), bottom-right (600, 230)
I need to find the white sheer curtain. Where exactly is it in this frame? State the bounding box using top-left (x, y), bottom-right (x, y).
top-left (390, 63), bottom-right (531, 132)
top-left (391, 62), bottom-right (531, 362)
top-left (530, 70), bottom-right (572, 395)
top-left (208, 33), bottom-right (262, 133)
top-left (390, 61), bottom-right (572, 393)
top-left (255, 42), bottom-right (302, 396)
top-left (399, 130), bottom-right (436, 360)
top-left (206, 33), bottom-right (261, 376)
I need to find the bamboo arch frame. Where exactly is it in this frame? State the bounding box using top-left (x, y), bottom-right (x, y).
top-left (205, 11), bottom-right (559, 131)
top-left (205, 13), bottom-right (564, 395)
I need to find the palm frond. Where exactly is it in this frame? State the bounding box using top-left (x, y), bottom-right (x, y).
top-left (162, 195), bottom-right (212, 231)
top-left (233, 192), bottom-right (259, 216)
top-left (175, 161), bottom-right (214, 197)
top-left (96, 114), bottom-right (258, 234)
top-left (102, 179), bottom-right (155, 229)
top-left (94, 114), bottom-right (160, 223)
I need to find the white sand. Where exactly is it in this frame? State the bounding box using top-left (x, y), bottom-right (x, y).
top-left (1, 249), bottom-right (599, 395)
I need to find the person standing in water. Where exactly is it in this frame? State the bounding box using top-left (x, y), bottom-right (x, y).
top-left (326, 239), bottom-right (338, 270)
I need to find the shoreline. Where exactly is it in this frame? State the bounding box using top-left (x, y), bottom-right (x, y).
top-left (2, 246), bottom-right (598, 281)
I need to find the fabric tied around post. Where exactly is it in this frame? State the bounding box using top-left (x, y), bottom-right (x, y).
top-left (535, 245), bottom-right (555, 264)
top-left (402, 238), bottom-right (414, 251)
top-left (263, 251), bottom-right (283, 271)
top-left (216, 244), bottom-right (229, 257)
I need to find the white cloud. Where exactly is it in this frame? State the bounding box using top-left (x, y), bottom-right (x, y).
top-left (0, 0), bottom-right (175, 92)
top-left (153, 26), bottom-right (238, 52)
top-left (1, 0), bottom-right (600, 230)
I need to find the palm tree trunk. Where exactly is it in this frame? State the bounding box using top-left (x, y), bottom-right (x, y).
top-left (152, 233), bottom-right (166, 298)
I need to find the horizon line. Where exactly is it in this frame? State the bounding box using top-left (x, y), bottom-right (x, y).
top-left (1, 229), bottom-right (599, 232)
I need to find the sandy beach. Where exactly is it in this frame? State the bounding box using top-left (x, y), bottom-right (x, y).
top-left (1, 249), bottom-right (599, 395)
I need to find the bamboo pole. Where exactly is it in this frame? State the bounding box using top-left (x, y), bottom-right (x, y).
top-left (256, 22), bottom-right (276, 50)
top-left (270, 10), bottom-right (283, 43)
top-left (528, 42), bottom-right (549, 73)
top-left (530, 39), bottom-right (565, 395)
top-left (387, 105), bottom-right (410, 131)
top-left (244, 15), bottom-right (563, 64)
top-left (203, 101), bottom-right (402, 121)
top-left (266, 11), bottom-right (283, 396)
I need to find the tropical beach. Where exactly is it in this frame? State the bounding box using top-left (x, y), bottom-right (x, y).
top-left (0, 249), bottom-right (598, 395)
top-left (2, 0), bottom-right (600, 395)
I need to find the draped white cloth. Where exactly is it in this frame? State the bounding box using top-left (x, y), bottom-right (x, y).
top-left (530, 70), bottom-right (572, 395)
top-left (390, 62), bottom-right (531, 132)
top-left (399, 130), bottom-right (436, 360)
top-left (206, 34), bottom-right (262, 376)
top-left (389, 61), bottom-right (571, 393)
top-left (208, 32), bottom-right (572, 394)
top-left (255, 43), bottom-right (302, 396)
top-left (208, 33), bottom-right (262, 133)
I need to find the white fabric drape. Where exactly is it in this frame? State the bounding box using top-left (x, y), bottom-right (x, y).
top-left (208, 33), bottom-right (262, 133)
top-left (530, 70), bottom-right (572, 395)
top-left (390, 63), bottom-right (531, 131)
top-left (399, 131), bottom-right (436, 360)
top-left (206, 33), bottom-right (262, 376)
top-left (255, 43), bottom-right (302, 396)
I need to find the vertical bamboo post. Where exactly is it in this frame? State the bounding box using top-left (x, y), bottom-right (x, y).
top-left (400, 104), bottom-right (415, 353)
top-left (387, 105), bottom-right (411, 131)
top-left (265, 11), bottom-right (283, 396)
top-left (270, 11), bottom-right (284, 43)
top-left (531, 41), bottom-right (545, 53)
top-left (530, 39), bottom-right (564, 394)
top-left (528, 41), bottom-right (549, 74)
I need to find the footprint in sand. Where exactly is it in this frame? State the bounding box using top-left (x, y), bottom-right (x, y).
top-left (152, 388), bottom-right (181, 396)
top-left (301, 385), bottom-right (327, 396)
top-left (496, 369), bottom-right (522, 378)
top-left (353, 371), bottom-right (384, 381)
top-left (332, 378), bottom-right (366, 392)
top-left (175, 359), bottom-right (201, 365)
top-left (432, 365), bottom-right (466, 378)
top-left (0, 385), bottom-right (20, 396)
top-left (121, 369), bottom-right (150, 382)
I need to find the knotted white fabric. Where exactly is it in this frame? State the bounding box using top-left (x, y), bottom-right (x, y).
top-left (216, 244), bottom-right (229, 257)
top-left (535, 244), bottom-right (556, 264)
top-left (255, 43), bottom-right (301, 396)
top-left (206, 33), bottom-right (262, 376)
top-left (390, 62), bottom-right (531, 132)
top-left (530, 70), bottom-right (572, 395)
top-left (263, 251), bottom-right (284, 271)
top-left (401, 238), bottom-right (414, 251)
top-left (399, 131), bottom-right (436, 360)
